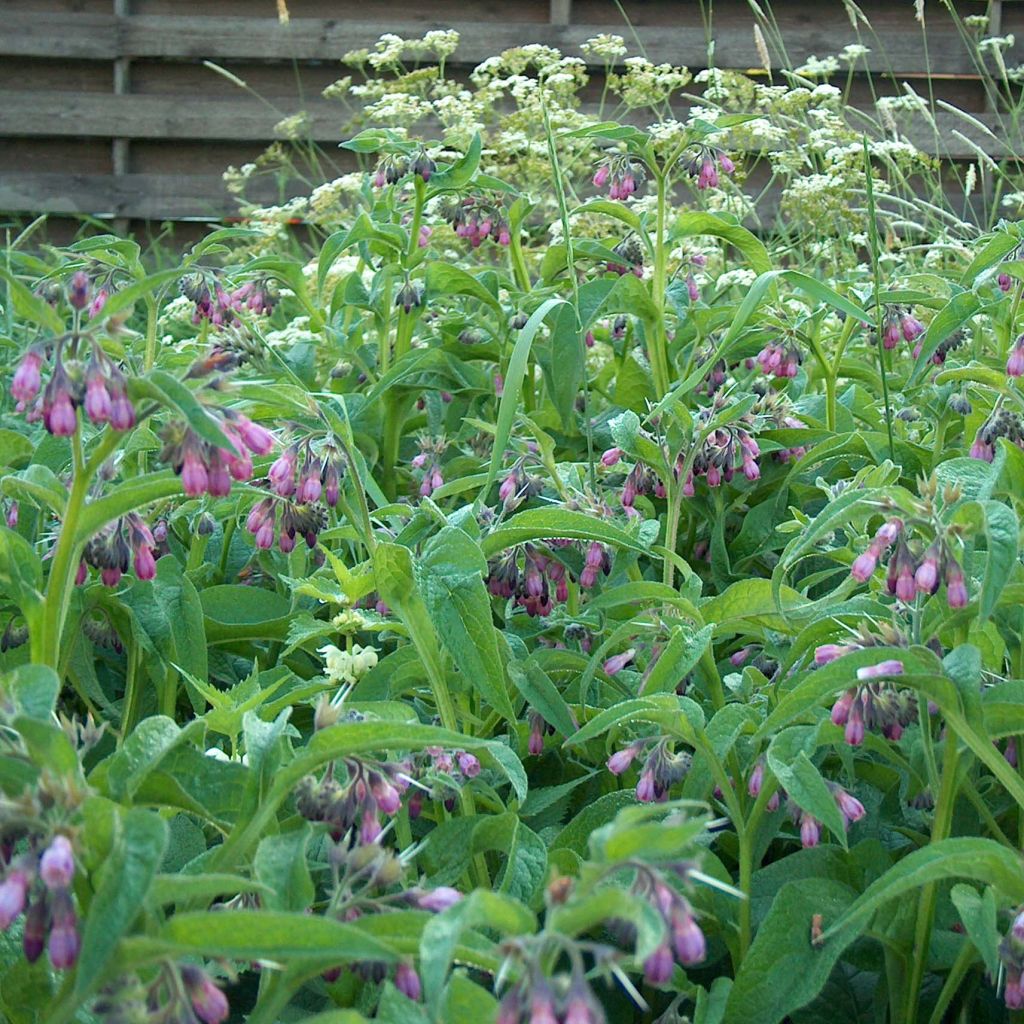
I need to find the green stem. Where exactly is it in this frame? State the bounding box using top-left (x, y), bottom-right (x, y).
top-left (863, 136), bottom-right (896, 463)
top-left (39, 430), bottom-right (88, 670)
top-left (144, 297), bottom-right (159, 372)
top-left (904, 728), bottom-right (961, 1023)
top-left (926, 940), bottom-right (977, 1024)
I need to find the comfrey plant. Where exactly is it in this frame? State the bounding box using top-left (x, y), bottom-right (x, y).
top-left (6, 16), bottom-right (1024, 1024)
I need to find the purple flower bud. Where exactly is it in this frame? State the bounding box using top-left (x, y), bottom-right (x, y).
top-left (109, 390), bottom-right (136, 431)
top-left (946, 562), bottom-right (968, 608)
top-left (636, 767), bottom-right (657, 803)
top-left (23, 896), bottom-right (46, 963)
top-left (395, 961), bottom-right (421, 1001)
top-left (84, 376), bottom-right (112, 424)
top-left (235, 415), bottom-right (274, 455)
top-left (498, 474), bottom-right (518, 503)
top-left (830, 689), bottom-right (854, 726)
top-left (6, 502), bottom-right (18, 529)
top-left (643, 942), bottom-right (675, 985)
top-left (181, 449), bottom-right (209, 497)
top-left (0, 870), bottom-right (30, 929)
top-left (268, 451), bottom-right (297, 496)
top-left (844, 705), bottom-right (865, 746)
top-left (48, 892), bottom-right (79, 970)
top-left (834, 788), bottom-right (865, 825)
top-left (672, 911), bottom-right (706, 965)
top-left (815, 643), bottom-right (849, 665)
top-left (46, 393), bottom-right (78, 437)
top-left (603, 648), bottom-right (635, 676)
top-left (747, 760), bottom-right (764, 798)
top-left (297, 470), bottom-right (322, 505)
top-left (849, 549), bottom-right (877, 582)
top-left (799, 813), bottom-right (820, 848)
top-left (1007, 974), bottom-right (1024, 1010)
top-left (1012, 910), bottom-right (1024, 942)
top-left (416, 886), bottom-right (462, 912)
top-left (69, 271), bottom-right (90, 311)
top-left (1008, 346), bottom-right (1024, 378)
top-left (895, 565), bottom-right (917, 603)
top-left (134, 545), bottom-right (157, 581)
top-left (75, 560), bottom-right (88, 586)
top-left (11, 352), bottom-right (43, 404)
top-left (39, 836), bottom-right (75, 891)
top-left (456, 751), bottom-right (480, 778)
top-left (856, 659), bottom-right (904, 681)
top-left (206, 452), bottom-right (232, 498)
top-left (601, 447), bottom-right (622, 467)
top-left (183, 967), bottom-right (230, 1024)
top-left (593, 164), bottom-right (610, 188)
top-left (372, 778), bottom-right (401, 816)
top-left (607, 745), bottom-right (639, 776)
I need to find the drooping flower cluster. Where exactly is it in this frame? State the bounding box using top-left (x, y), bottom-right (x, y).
top-left (826, 657), bottom-right (917, 744)
top-left (79, 513), bottom-right (158, 586)
top-left (605, 236), bottom-right (644, 277)
top-left (0, 834), bottom-right (79, 970)
top-left (159, 410), bottom-right (274, 498)
top-left (411, 436), bottom-right (448, 497)
top-left (970, 406), bottom-right (1024, 461)
top-left (755, 338), bottom-right (802, 379)
top-left (880, 304), bottom-right (925, 350)
top-left (607, 737), bottom-right (692, 803)
top-left (786, 784), bottom-right (865, 848)
top-left (318, 642), bottom-right (379, 686)
top-left (12, 340), bottom-right (136, 438)
top-left (683, 423), bottom-right (761, 494)
top-left (180, 273), bottom-right (278, 326)
top-left (593, 154), bottom-right (646, 200)
top-left (294, 757), bottom-right (410, 845)
top-left (246, 497), bottom-right (327, 553)
top-left (498, 458), bottom-right (544, 509)
top-left (373, 147), bottom-right (436, 187)
top-left (93, 964), bottom-right (229, 1024)
top-left (487, 541), bottom-right (607, 617)
top-left (682, 146), bottom-right (735, 190)
top-left (631, 869), bottom-right (707, 984)
top-left (267, 439), bottom-right (346, 506)
top-left (849, 505), bottom-right (969, 609)
top-left (445, 195), bottom-right (512, 247)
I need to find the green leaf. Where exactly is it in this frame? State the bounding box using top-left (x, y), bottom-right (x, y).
top-left (951, 499), bottom-right (1018, 622)
top-left (254, 825), bottom-right (315, 912)
top-left (132, 370), bottom-right (234, 451)
top-left (75, 808), bottom-right (168, 997)
top-left (4, 665), bottom-right (60, 719)
top-left (507, 657), bottom-right (577, 738)
top-left (427, 132), bottom-right (482, 194)
top-left (766, 728), bottom-right (848, 847)
top-left (641, 624), bottom-right (713, 695)
top-left (724, 879), bottom-right (857, 1024)
top-left (482, 508), bottom-right (649, 557)
top-left (821, 838), bottom-right (1024, 942)
top-left (105, 716), bottom-right (204, 801)
top-left (200, 585), bottom-right (292, 643)
top-left (420, 889), bottom-right (534, 1014)
top-left (480, 297), bottom-right (567, 504)
top-left (908, 291), bottom-right (984, 384)
top-left (0, 267), bottom-right (64, 332)
top-left (416, 528), bottom-right (516, 723)
top-left (565, 695), bottom-right (703, 748)
top-left (158, 910), bottom-right (399, 962)
top-left (674, 212), bottom-right (772, 275)
top-left (425, 262), bottom-right (501, 312)
top-left (951, 883), bottom-right (1000, 979)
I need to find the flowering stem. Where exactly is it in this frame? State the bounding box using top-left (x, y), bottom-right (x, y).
top-left (904, 727), bottom-right (960, 1023)
top-left (144, 297), bottom-right (158, 372)
top-left (36, 427), bottom-right (122, 670)
top-left (863, 137), bottom-right (896, 463)
top-left (650, 169), bottom-right (672, 400)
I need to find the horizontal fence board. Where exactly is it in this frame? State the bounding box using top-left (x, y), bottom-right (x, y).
top-left (2, 10), bottom-right (1020, 75)
top-left (0, 90), bottom-right (1017, 160)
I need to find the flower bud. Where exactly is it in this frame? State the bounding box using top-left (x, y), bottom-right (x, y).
top-left (672, 911), bottom-right (706, 965)
top-left (643, 942), bottom-right (675, 985)
top-left (834, 787), bottom-right (865, 825)
top-left (69, 271), bottom-right (90, 311)
top-left (415, 886), bottom-right (462, 912)
top-left (0, 869), bottom-right (30, 930)
top-left (39, 836), bottom-right (75, 891)
top-left (182, 966), bottom-right (230, 1024)
top-left (11, 352), bottom-right (43, 404)
top-left (607, 745), bottom-right (639, 776)
top-left (456, 751), bottom-right (480, 778)
top-left (23, 895), bottom-right (47, 963)
top-left (395, 962), bottom-right (422, 1001)
top-left (856, 659), bottom-right (904, 681)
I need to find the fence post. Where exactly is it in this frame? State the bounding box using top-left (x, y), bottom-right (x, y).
top-left (550, 0), bottom-right (572, 26)
top-left (112, 0), bottom-right (132, 233)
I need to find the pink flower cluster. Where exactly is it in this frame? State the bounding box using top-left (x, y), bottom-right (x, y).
top-left (881, 305), bottom-right (925, 352)
top-left (787, 785), bottom-right (865, 848)
top-left (606, 737), bottom-right (691, 803)
top-left (12, 346), bottom-right (135, 437)
top-left (684, 147), bottom-right (735, 190)
top-left (683, 426), bottom-right (761, 494)
top-left (593, 155), bottom-right (646, 200)
top-left (268, 442), bottom-right (345, 507)
top-left (826, 658), bottom-right (916, 744)
top-left (160, 412), bottom-right (273, 499)
top-left (449, 197), bottom-right (511, 247)
top-left (850, 518), bottom-right (968, 608)
top-left (181, 274), bottom-right (277, 327)
top-left (1, 835), bottom-right (79, 970)
top-left (79, 513), bottom-right (158, 587)
top-left (756, 340), bottom-right (802, 379)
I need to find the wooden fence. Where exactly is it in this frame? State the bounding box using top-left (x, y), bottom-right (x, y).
top-left (0, 0), bottom-right (1020, 230)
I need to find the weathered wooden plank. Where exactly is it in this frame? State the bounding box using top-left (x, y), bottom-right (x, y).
top-left (0, 90), bottom-right (1018, 161)
top-left (2, 10), bottom-right (1021, 75)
